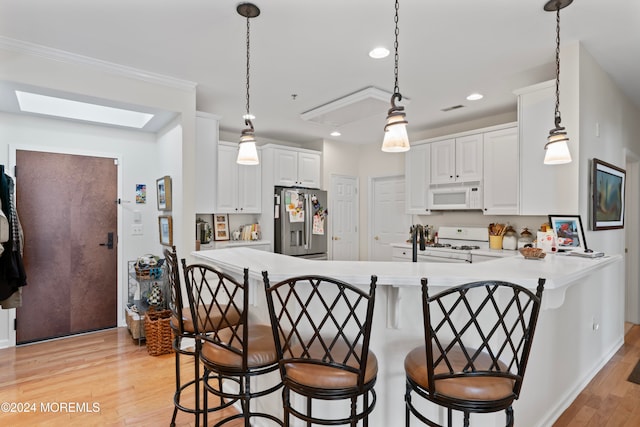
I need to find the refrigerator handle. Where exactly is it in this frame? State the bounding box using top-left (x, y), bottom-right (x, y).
top-left (305, 194), bottom-right (311, 249)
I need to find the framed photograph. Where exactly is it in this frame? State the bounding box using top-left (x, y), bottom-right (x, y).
top-left (592, 158), bottom-right (625, 230)
top-left (548, 215), bottom-right (587, 252)
top-left (158, 215), bottom-right (173, 246)
top-left (156, 176), bottom-right (172, 211)
top-left (213, 214), bottom-right (230, 241)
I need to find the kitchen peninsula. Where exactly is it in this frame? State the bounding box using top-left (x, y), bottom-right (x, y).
top-left (192, 248), bottom-right (623, 427)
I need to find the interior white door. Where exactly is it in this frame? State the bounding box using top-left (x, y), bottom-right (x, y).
top-left (625, 153), bottom-right (639, 324)
top-left (330, 175), bottom-right (359, 261)
top-left (370, 175), bottom-right (411, 261)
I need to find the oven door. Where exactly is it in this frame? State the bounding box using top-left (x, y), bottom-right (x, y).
top-left (418, 251), bottom-right (471, 263)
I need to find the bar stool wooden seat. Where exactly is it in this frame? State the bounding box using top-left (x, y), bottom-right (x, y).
top-left (165, 247), bottom-right (241, 426)
top-left (263, 272), bottom-right (378, 426)
top-left (182, 262), bottom-right (283, 427)
top-left (405, 278), bottom-right (545, 427)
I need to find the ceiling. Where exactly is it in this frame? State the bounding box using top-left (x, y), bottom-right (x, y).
top-left (0, 0), bottom-right (638, 146)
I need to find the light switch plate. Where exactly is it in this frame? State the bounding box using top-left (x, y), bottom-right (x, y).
top-left (131, 224), bottom-right (143, 235)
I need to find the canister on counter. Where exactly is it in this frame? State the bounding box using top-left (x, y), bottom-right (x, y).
top-left (502, 226), bottom-right (518, 250)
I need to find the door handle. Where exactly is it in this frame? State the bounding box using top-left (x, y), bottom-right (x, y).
top-left (374, 236), bottom-right (380, 240)
top-left (99, 232), bottom-right (114, 250)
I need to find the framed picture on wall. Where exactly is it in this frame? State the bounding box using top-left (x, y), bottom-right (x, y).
top-left (591, 158), bottom-right (625, 230)
top-left (156, 176), bottom-right (172, 211)
top-left (158, 215), bottom-right (173, 246)
top-left (213, 214), bottom-right (230, 241)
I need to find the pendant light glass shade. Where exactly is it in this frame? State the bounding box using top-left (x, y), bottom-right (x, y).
top-left (544, 128), bottom-right (571, 164)
top-left (237, 126), bottom-right (259, 165)
top-left (382, 108), bottom-right (410, 152)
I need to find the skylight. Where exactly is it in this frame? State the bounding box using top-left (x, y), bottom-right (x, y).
top-left (15, 91), bottom-right (154, 128)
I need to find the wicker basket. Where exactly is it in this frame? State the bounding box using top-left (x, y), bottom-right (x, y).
top-left (144, 309), bottom-right (174, 356)
top-left (135, 265), bottom-right (163, 280)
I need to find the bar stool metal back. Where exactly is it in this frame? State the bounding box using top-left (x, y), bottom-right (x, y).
top-left (263, 272), bottom-right (378, 426)
top-left (405, 278), bottom-right (545, 427)
top-left (164, 246), bottom-right (201, 427)
top-left (182, 261), bottom-right (283, 426)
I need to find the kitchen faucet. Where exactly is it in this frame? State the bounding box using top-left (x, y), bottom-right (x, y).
top-left (410, 225), bottom-right (426, 263)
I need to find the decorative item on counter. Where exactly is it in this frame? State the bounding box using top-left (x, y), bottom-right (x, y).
top-left (488, 223), bottom-right (507, 249)
top-left (519, 247), bottom-right (546, 260)
top-left (502, 226), bottom-right (518, 250)
top-left (518, 228), bottom-right (534, 249)
top-left (537, 230), bottom-right (557, 253)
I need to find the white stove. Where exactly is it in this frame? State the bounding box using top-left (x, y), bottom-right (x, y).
top-left (418, 226), bottom-right (489, 263)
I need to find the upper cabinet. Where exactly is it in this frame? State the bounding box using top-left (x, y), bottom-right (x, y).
top-left (430, 134), bottom-right (483, 184)
top-left (216, 142), bottom-right (261, 214)
top-left (515, 81), bottom-right (578, 215)
top-left (270, 146), bottom-right (321, 188)
top-left (195, 112), bottom-right (219, 213)
top-left (483, 127), bottom-right (519, 215)
top-left (405, 143), bottom-right (432, 214)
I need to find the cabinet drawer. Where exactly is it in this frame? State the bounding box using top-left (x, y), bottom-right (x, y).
top-left (391, 247), bottom-right (412, 261)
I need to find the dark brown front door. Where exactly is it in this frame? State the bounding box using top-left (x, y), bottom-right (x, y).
top-left (15, 150), bottom-right (118, 344)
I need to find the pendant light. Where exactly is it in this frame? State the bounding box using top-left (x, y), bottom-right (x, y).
top-left (236, 3), bottom-right (260, 165)
top-left (543, 0), bottom-right (572, 165)
top-left (381, 0), bottom-right (410, 153)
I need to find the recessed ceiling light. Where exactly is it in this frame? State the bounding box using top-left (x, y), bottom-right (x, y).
top-left (15, 91), bottom-right (154, 128)
top-left (369, 47), bottom-right (390, 59)
top-left (466, 93), bottom-right (484, 101)
top-left (242, 113), bottom-right (256, 120)
top-left (330, 131), bottom-right (341, 137)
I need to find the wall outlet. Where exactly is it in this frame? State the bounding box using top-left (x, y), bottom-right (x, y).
top-left (131, 224), bottom-right (143, 235)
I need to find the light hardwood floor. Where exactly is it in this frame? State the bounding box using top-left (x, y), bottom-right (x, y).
top-left (1, 325), bottom-right (640, 426)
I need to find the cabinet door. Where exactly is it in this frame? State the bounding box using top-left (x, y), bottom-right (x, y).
top-left (483, 127), bottom-right (519, 215)
top-left (195, 114), bottom-right (219, 213)
top-left (517, 82), bottom-right (578, 215)
top-left (405, 144), bottom-right (431, 214)
top-left (430, 139), bottom-right (456, 184)
top-left (216, 144), bottom-right (239, 213)
top-left (238, 159), bottom-right (262, 213)
top-left (297, 151), bottom-right (321, 188)
top-left (273, 149), bottom-right (299, 186)
top-left (455, 134), bottom-right (483, 182)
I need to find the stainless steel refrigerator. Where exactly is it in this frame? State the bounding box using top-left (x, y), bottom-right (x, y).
top-left (274, 186), bottom-right (328, 259)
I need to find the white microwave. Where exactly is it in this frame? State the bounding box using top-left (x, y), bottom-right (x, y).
top-left (429, 185), bottom-right (482, 210)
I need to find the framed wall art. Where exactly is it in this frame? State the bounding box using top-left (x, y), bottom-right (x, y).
top-left (591, 158), bottom-right (625, 230)
top-left (158, 215), bottom-right (173, 246)
top-left (213, 214), bottom-right (230, 241)
top-left (156, 176), bottom-right (172, 211)
top-left (548, 215), bottom-right (587, 252)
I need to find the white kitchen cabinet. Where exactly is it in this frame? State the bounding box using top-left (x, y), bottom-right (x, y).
top-left (430, 134), bottom-right (483, 184)
top-left (515, 81), bottom-right (578, 215)
top-left (216, 142), bottom-right (261, 214)
top-left (483, 127), bottom-right (519, 215)
top-left (195, 112), bottom-right (220, 213)
top-left (405, 143), bottom-right (432, 214)
top-left (272, 147), bottom-right (321, 188)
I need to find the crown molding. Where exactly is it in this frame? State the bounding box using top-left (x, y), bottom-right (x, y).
top-left (0, 36), bottom-right (197, 92)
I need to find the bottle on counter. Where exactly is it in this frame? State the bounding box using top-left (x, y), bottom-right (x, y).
top-left (518, 228), bottom-right (534, 248)
top-left (502, 226), bottom-right (518, 250)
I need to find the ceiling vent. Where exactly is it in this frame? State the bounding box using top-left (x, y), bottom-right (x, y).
top-left (301, 86), bottom-right (409, 127)
top-left (441, 104), bottom-right (465, 112)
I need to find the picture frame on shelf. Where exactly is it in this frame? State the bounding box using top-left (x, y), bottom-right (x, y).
top-left (548, 215), bottom-right (587, 252)
top-left (591, 158), bottom-right (625, 230)
top-left (158, 215), bottom-right (173, 246)
top-left (156, 176), bottom-right (172, 211)
top-left (213, 214), bottom-right (230, 241)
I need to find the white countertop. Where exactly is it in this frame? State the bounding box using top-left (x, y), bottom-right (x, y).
top-left (192, 247), bottom-right (621, 291)
top-left (390, 242), bottom-right (518, 258)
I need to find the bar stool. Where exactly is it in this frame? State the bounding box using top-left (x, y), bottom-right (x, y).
top-left (404, 278), bottom-right (545, 427)
top-left (182, 261), bottom-right (283, 426)
top-left (263, 272), bottom-right (378, 426)
top-left (165, 247), bottom-right (241, 426)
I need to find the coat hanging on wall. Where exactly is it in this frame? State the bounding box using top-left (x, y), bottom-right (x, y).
top-left (0, 165), bottom-right (27, 309)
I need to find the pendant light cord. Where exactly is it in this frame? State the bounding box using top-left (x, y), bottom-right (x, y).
top-left (245, 14), bottom-right (252, 128)
top-left (554, 4), bottom-right (561, 127)
top-left (393, 0), bottom-right (400, 97)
